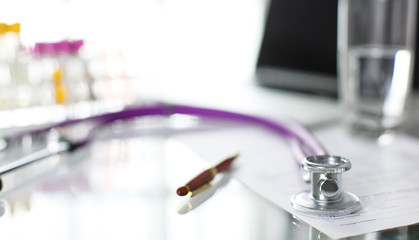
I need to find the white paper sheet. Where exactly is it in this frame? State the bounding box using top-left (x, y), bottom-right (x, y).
top-left (174, 123), bottom-right (419, 239)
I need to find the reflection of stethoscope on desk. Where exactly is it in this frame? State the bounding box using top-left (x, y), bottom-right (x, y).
top-left (0, 103), bottom-right (361, 217)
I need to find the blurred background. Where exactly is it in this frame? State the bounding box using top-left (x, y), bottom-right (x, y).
top-left (0, 0), bottom-right (267, 129)
top-left (1, 0), bottom-right (418, 130)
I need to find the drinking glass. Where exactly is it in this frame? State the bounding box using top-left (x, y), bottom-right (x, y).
top-left (338, 0), bottom-right (417, 137)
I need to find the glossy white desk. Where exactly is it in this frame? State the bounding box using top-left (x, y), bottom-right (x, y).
top-left (0, 77), bottom-right (419, 240)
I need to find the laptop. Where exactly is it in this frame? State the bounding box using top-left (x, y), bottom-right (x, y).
top-left (254, 0), bottom-right (339, 98)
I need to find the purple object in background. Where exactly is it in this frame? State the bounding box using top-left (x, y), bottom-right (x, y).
top-left (8, 103), bottom-right (327, 170)
top-left (32, 39), bottom-right (84, 56)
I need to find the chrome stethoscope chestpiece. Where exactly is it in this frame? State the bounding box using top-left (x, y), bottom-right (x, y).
top-left (291, 155), bottom-right (361, 217)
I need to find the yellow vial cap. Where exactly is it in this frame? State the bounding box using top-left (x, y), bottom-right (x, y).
top-left (0, 23), bottom-right (20, 35)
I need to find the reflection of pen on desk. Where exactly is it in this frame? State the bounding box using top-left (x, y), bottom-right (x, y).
top-left (176, 153), bottom-right (239, 196)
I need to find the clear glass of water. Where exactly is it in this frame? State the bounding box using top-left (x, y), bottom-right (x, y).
top-left (338, 0), bottom-right (417, 137)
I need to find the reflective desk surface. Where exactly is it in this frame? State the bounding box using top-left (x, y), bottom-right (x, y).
top-left (1, 79), bottom-right (419, 240)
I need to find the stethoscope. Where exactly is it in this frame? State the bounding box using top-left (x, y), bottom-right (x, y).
top-left (0, 103), bottom-right (361, 217)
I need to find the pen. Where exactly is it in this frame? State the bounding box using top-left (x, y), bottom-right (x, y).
top-left (176, 153), bottom-right (239, 196)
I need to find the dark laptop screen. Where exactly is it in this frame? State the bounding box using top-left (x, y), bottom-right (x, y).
top-left (257, 0), bottom-right (338, 76)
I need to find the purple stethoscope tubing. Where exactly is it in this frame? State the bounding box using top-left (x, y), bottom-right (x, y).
top-left (18, 103), bottom-right (328, 158)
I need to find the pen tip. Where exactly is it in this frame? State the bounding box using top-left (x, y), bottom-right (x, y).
top-left (215, 153), bottom-right (239, 172)
top-left (177, 186), bottom-right (188, 196)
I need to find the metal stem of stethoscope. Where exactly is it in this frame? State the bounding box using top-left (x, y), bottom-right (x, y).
top-left (0, 103), bottom-right (361, 216)
top-left (291, 155), bottom-right (361, 216)
top-left (0, 141), bottom-right (71, 175)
